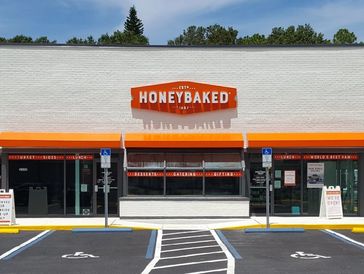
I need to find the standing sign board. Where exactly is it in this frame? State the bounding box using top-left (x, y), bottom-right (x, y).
top-left (100, 148), bottom-right (111, 169)
top-left (0, 189), bottom-right (16, 226)
top-left (319, 186), bottom-right (343, 219)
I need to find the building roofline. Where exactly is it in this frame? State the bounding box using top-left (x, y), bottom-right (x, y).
top-left (0, 43), bottom-right (364, 49)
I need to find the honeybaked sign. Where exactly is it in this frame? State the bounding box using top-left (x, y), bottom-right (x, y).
top-left (131, 81), bottom-right (237, 114)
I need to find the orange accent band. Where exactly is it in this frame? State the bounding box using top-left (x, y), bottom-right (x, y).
top-left (124, 133), bottom-right (244, 148)
top-left (0, 132), bottom-right (122, 149)
top-left (248, 133), bottom-right (364, 148)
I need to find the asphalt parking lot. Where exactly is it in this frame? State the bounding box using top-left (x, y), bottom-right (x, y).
top-left (0, 229), bottom-right (363, 274)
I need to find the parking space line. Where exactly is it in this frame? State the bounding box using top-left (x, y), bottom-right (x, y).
top-left (146, 230), bottom-right (157, 259)
top-left (162, 240), bottom-right (216, 247)
top-left (211, 230), bottom-right (235, 274)
top-left (162, 234), bottom-right (212, 241)
top-left (215, 230), bottom-right (242, 259)
top-left (153, 258), bottom-right (228, 269)
top-left (141, 230), bottom-right (163, 274)
top-left (161, 245), bottom-right (221, 253)
top-left (185, 268), bottom-right (228, 274)
top-left (0, 230), bottom-right (54, 260)
top-left (160, 251), bottom-right (224, 260)
top-left (322, 229), bottom-right (364, 250)
top-left (163, 230), bottom-right (209, 236)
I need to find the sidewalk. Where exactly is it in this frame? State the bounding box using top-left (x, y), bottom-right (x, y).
top-left (1, 216), bottom-right (364, 231)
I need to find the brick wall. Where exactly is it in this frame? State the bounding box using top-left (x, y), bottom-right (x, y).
top-left (1, 45), bottom-right (363, 133)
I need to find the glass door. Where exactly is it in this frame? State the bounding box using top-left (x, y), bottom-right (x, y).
top-left (273, 160), bottom-right (301, 215)
top-left (96, 162), bottom-right (118, 215)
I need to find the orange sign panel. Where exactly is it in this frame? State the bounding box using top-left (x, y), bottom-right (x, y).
top-left (131, 81), bottom-right (237, 114)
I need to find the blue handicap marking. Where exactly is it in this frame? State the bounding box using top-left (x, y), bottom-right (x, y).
top-left (262, 147), bottom-right (272, 155)
top-left (101, 148), bottom-right (111, 156)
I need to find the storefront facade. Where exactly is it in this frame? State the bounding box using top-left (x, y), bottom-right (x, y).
top-left (0, 45), bottom-right (364, 217)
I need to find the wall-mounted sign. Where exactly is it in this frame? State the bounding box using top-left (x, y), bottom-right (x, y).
top-left (284, 170), bottom-right (296, 186)
top-left (307, 162), bottom-right (324, 188)
top-left (303, 154), bottom-right (358, 160)
top-left (9, 155), bottom-right (94, 161)
top-left (127, 171), bottom-right (241, 177)
top-left (131, 81), bottom-right (237, 114)
top-left (274, 154), bottom-right (358, 161)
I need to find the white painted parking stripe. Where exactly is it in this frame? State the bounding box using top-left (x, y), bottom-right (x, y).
top-left (160, 251), bottom-right (224, 260)
top-left (324, 229), bottom-right (364, 249)
top-left (161, 245), bottom-right (221, 253)
top-left (163, 230), bottom-right (209, 236)
top-left (141, 230), bottom-right (163, 274)
top-left (185, 268), bottom-right (228, 274)
top-left (211, 230), bottom-right (235, 274)
top-left (162, 239), bottom-right (216, 247)
top-left (162, 234), bottom-right (212, 241)
top-left (153, 258), bottom-right (228, 269)
top-left (0, 230), bottom-right (53, 260)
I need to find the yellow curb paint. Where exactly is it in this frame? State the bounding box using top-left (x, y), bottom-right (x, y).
top-left (352, 227), bottom-right (364, 233)
top-left (0, 228), bottom-right (19, 234)
top-left (2, 225), bottom-right (155, 231)
top-left (219, 224), bottom-right (364, 231)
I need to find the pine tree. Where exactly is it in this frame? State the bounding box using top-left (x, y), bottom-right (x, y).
top-left (124, 6), bottom-right (144, 35)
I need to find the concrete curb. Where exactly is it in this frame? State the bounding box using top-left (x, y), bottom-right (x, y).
top-left (1, 223), bottom-right (364, 231)
top-left (0, 228), bottom-right (19, 234)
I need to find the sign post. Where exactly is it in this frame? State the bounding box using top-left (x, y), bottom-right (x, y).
top-left (262, 148), bottom-right (272, 229)
top-left (100, 148), bottom-right (111, 228)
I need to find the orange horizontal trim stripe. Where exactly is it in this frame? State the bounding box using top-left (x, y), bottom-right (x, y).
top-left (0, 132), bottom-right (121, 149)
top-left (248, 132), bottom-right (364, 148)
top-left (125, 133), bottom-right (244, 148)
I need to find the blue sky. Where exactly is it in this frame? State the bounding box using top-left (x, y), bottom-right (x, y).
top-left (1, 0), bottom-right (364, 44)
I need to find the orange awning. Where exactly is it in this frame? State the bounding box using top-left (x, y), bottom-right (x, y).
top-left (125, 133), bottom-right (244, 148)
top-left (247, 132), bottom-right (364, 148)
top-left (0, 132), bottom-right (122, 149)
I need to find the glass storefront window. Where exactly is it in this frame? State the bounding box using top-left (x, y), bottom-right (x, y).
top-left (166, 173), bottom-right (203, 195)
top-left (166, 154), bottom-right (203, 168)
top-left (9, 160), bottom-right (64, 215)
top-left (128, 153), bottom-right (164, 168)
top-left (204, 153), bottom-right (241, 169)
top-left (205, 177), bottom-right (239, 195)
top-left (303, 159), bottom-right (358, 215)
top-left (128, 173), bottom-right (164, 195)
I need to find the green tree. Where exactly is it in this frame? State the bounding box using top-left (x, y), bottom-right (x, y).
top-left (0, 37), bottom-right (6, 43)
top-left (168, 26), bottom-right (206, 46)
top-left (124, 5), bottom-right (144, 35)
top-left (333, 28), bottom-right (357, 44)
top-left (168, 25), bottom-right (239, 45)
top-left (237, 33), bottom-right (266, 45)
top-left (66, 36), bottom-right (96, 45)
top-left (98, 33), bottom-right (112, 45)
top-left (206, 24), bottom-right (238, 45)
top-left (34, 36), bottom-right (57, 44)
top-left (110, 30), bottom-right (148, 44)
top-left (8, 35), bottom-right (33, 43)
top-left (267, 24), bottom-right (329, 45)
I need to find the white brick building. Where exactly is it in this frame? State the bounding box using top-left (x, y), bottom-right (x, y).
top-left (0, 45), bottom-right (363, 218)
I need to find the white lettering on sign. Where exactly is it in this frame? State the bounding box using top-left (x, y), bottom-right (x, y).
top-left (138, 91), bottom-right (229, 104)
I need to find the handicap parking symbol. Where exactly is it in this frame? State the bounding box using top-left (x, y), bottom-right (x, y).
top-left (290, 251), bottom-right (331, 260)
top-left (62, 251), bottom-right (99, 259)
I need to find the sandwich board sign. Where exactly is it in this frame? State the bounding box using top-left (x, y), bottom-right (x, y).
top-left (319, 186), bottom-right (343, 219)
top-left (0, 189), bottom-right (16, 225)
